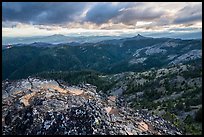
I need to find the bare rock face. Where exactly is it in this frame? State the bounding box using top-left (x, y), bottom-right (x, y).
top-left (2, 77), bottom-right (182, 135)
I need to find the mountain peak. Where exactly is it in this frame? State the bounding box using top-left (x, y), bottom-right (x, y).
top-left (49, 34), bottom-right (66, 37)
top-left (136, 34), bottom-right (145, 38)
top-left (131, 34), bottom-right (147, 40)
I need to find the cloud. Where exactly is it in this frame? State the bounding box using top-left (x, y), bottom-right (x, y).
top-left (84, 3), bottom-right (137, 25)
top-left (2, 2), bottom-right (89, 25)
top-left (2, 2), bottom-right (202, 37)
top-left (3, 2), bottom-right (164, 27)
top-left (112, 7), bottom-right (164, 26)
top-left (2, 21), bottom-right (19, 28)
top-left (173, 3), bottom-right (202, 24)
top-left (85, 2), bottom-right (164, 26)
top-left (168, 27), bottom-right (201, 32)
top-left (3, 2), bottom-right (201, 28)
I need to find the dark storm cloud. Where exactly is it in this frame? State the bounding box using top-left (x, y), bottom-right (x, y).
top-left (85, 2), bottom-right (164, 25)
top-left (2, 2), bottom-right (202, 29)
top-left (2, 2), bottom-right (89, 25)
top-left (84, 2), bottom-right (138, 25)
top-left (3, 2), bottom-right (164, 27)
top-left (174, 14), bottom-right (202, 24)
top-left (112, 7), bottom-right (164, 25)
top-left (173, 4), bottom-right (202, 24)
top-left (85, 3), bottom-right (120, 25)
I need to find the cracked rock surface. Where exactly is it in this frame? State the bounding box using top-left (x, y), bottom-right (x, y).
top-left (2, 77), bottom-right (182, 135)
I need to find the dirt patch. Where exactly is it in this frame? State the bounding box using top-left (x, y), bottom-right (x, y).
top-left (109, 108), bottom-right (119, 115)
top-left (67, 87), bottom-right (84, 95)
top-left (108, 96), bottom-right (116, 102)
top-left (104, 107), bottom-right (112, 114)
top-left (81, 92), bottom-right (93, 99)
top-left (20, 92), bottom-right (36, 106)
top-left (138, 121), bottom-right (149, 132)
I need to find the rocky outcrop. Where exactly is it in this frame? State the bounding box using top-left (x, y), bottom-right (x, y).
top-left (169, 50), bottom-right (202, 65)
top-left (2, 77), bottom-right (182, 135)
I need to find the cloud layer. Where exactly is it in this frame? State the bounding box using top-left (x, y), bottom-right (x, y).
top-left (2, 2), bottom-right (202, 37)
top-left (3, 2), bottom-right (89, 25)
top-left (173, 4), bottom-right (202, 24)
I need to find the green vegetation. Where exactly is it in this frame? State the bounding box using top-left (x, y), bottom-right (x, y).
top-left (36, 70), bottom-right (115, 92)
top-left (2, 38), bottom-right (201, 80)
top-left (123, 62), bottom-right (202, 135)
top-left (161, 111), bottom-right (202, 135)
top-left (195, 107), bottom-right (202, 122)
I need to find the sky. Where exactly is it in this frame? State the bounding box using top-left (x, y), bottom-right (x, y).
top-left (2, 2), bottom-right (202, 38)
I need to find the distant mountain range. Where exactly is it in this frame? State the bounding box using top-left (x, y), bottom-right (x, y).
top-left (2, 34), bottom-right (152, 48)
top-left (3, 34), bottom-right (201, 49)
top-left (2, 31), bottom-right (202, 46)
top-left (2, 34), bottom-right (124, 45)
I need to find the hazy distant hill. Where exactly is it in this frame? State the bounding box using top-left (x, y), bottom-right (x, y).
top-left (3, 31), bottom-right (202, 45)
top-left (2, 34), bottom-right (124, 45)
